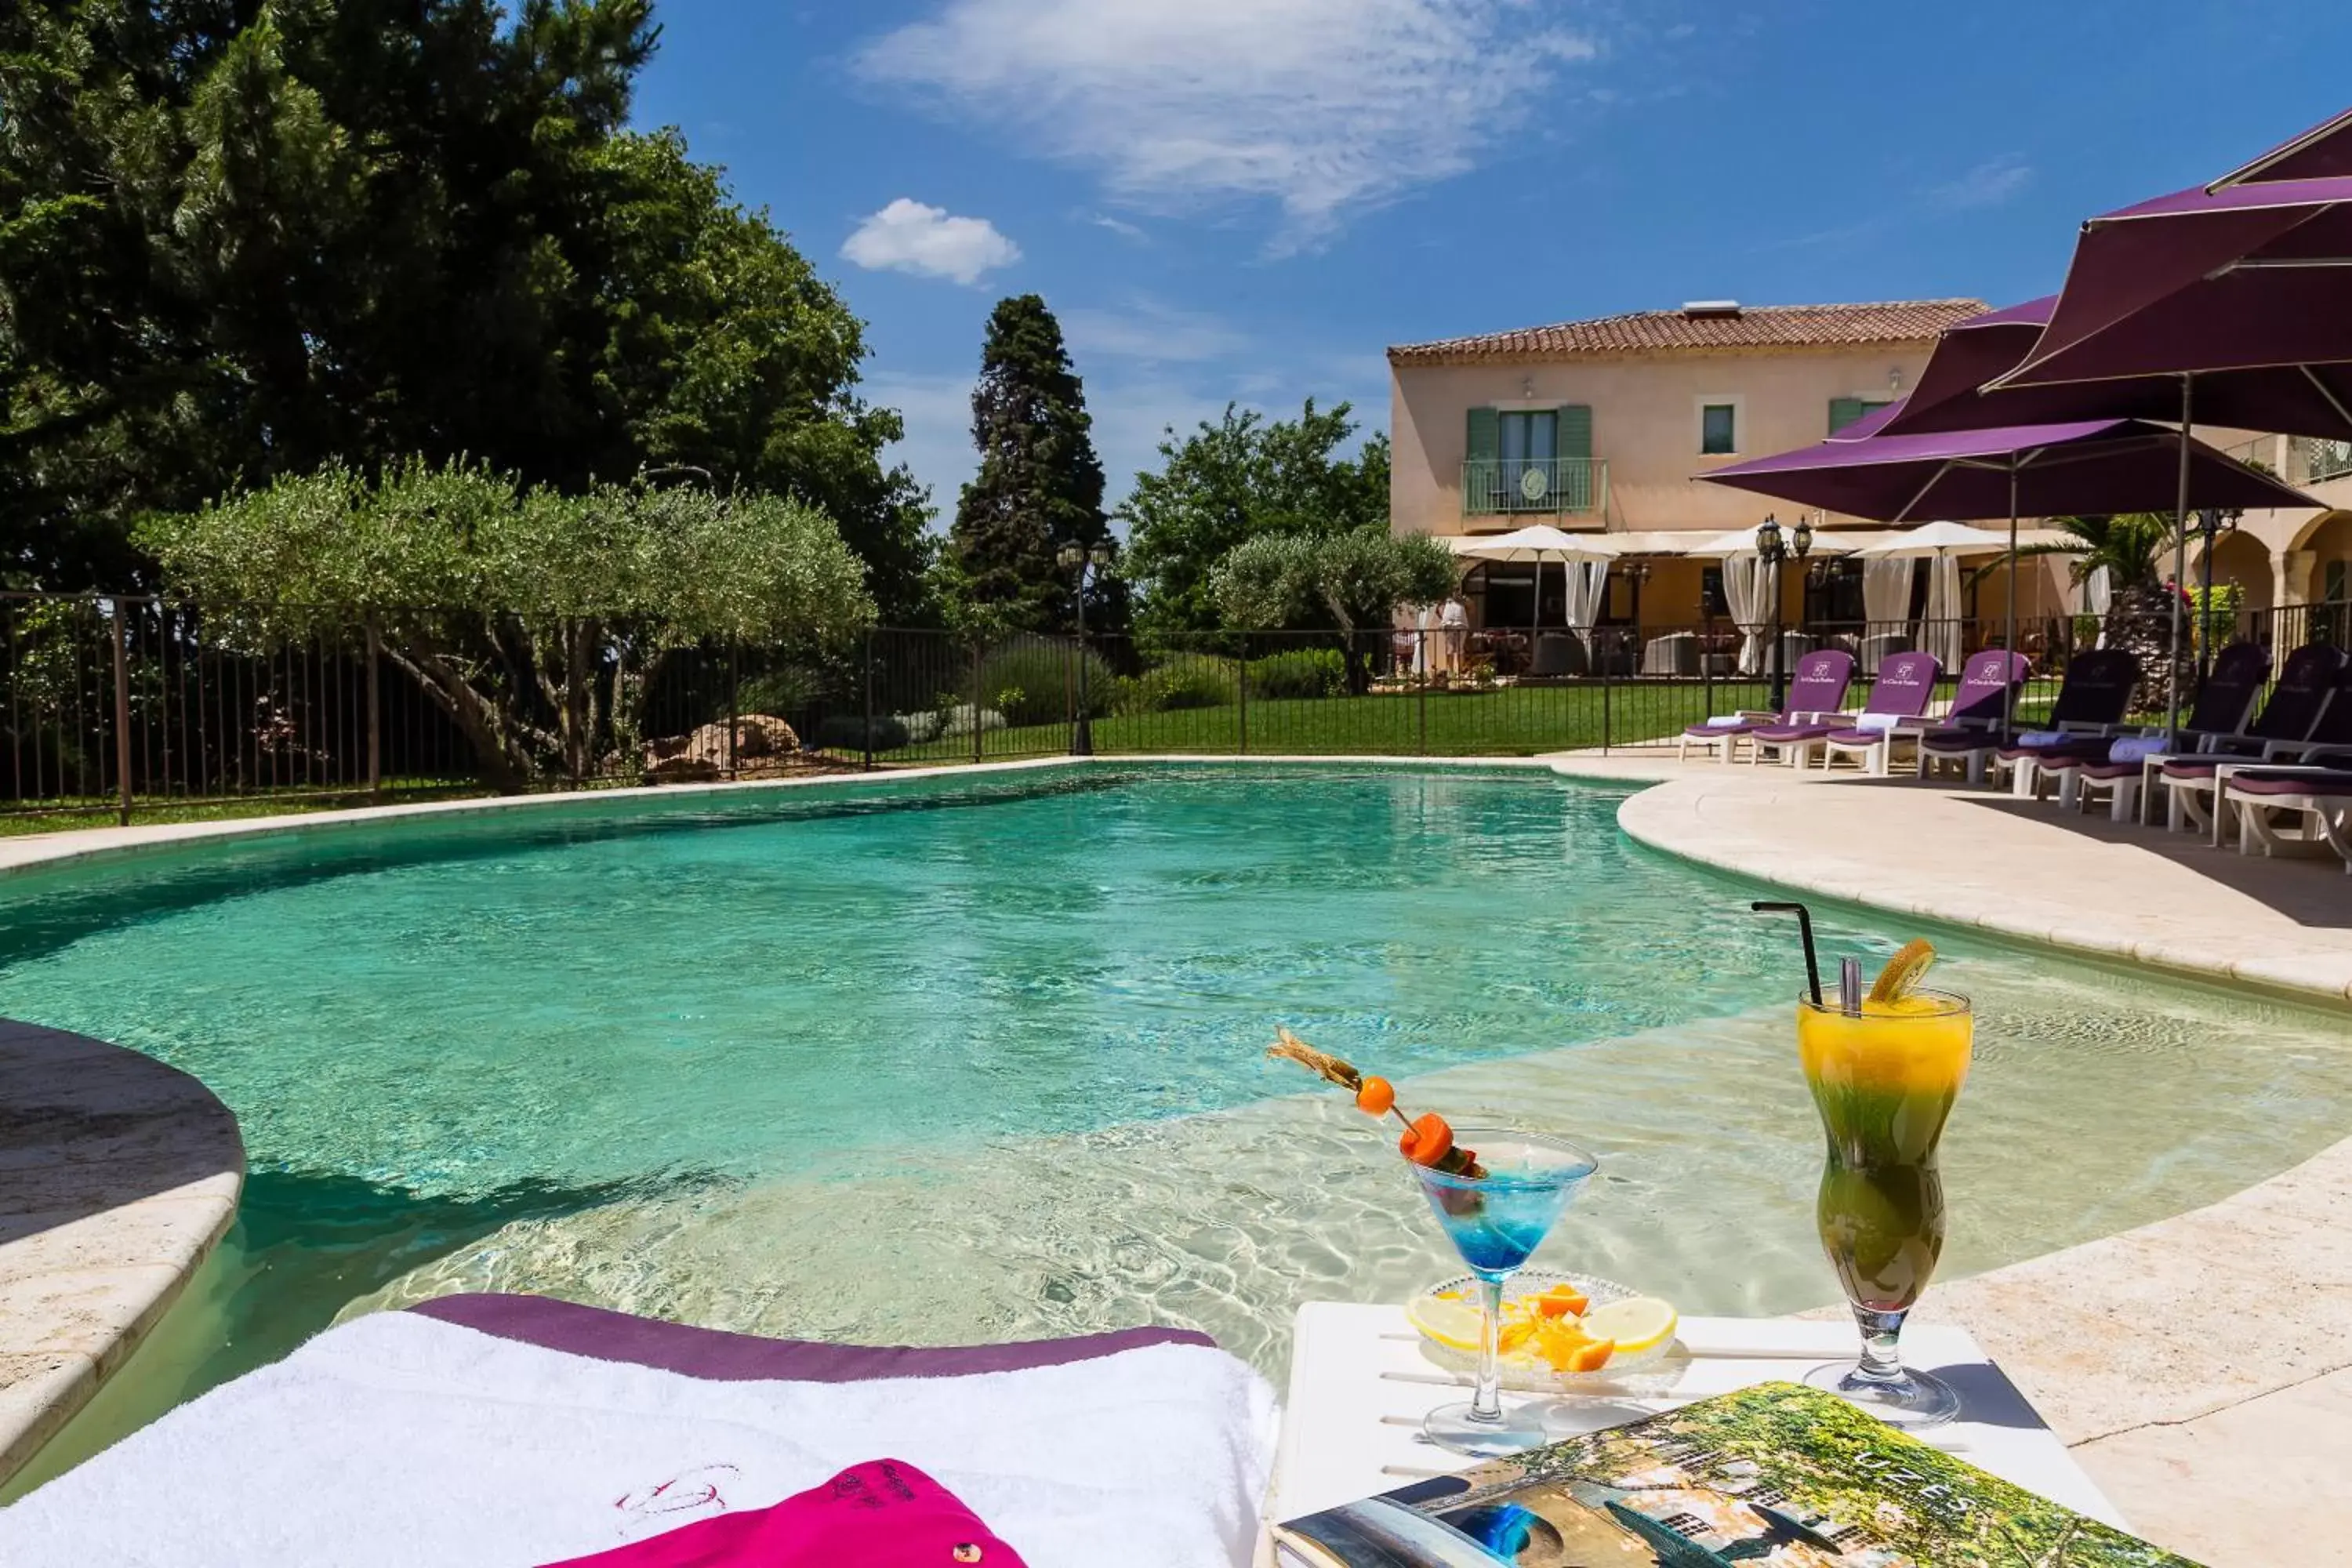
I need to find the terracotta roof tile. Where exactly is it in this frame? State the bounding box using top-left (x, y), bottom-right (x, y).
top-left (1388, 299), bottom-right (1988, 364)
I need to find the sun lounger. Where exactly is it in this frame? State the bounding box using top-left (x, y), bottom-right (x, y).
top-left (1970, 648), bottom-right (2143, 797)
top-left (2223, 751), bottom-right (2352, 872)
top-left (2157, 645), bottom-right (2352, 835)
top-left (1678, 648), bottom-right (1857, 763)
top-left (1891, 648), bottom-right (2042, 780)
top-left (2045, 642), bottom-right (2271, 820)
top-left (1749, 650), bottom-right (1941, 770)
top-left (0, 1296), bottom-right (1279, 1568)
top-left (1917, 649), bottom-right (2138, 788)
top-left (1846, 648), bottom-right (2026, 779)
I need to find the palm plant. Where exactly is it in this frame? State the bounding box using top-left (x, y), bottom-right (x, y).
top-left (1992, 513), bottom-right (2184, 710)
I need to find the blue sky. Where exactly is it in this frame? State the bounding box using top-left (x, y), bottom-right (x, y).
top-left (633, 1), bottom-right (2352, 521)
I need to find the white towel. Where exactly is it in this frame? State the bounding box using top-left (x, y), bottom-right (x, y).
top-left (0, 1307), bottom-right (1278, 1568)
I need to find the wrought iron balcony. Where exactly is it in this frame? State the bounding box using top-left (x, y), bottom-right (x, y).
top-left (1461, 457), bottom-right (1607, 517)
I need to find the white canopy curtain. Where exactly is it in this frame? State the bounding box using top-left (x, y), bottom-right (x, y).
top-left (2083, 564), bottom-right (2114, 647)
top-left (1853, 522), bottom-right (2015, 673)
top-left (1922, 555), bottom-right (1965, 670)
top-left (1861, 557), bottom-right (1916, 644)
top-left (1560, 559), bottom-right (1611, 648)
top-left (1719, 553), bottom-right (1777, 675)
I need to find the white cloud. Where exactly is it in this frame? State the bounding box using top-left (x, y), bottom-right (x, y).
top-left (841, 198), bottom-right (1022, 285)
top-left (1089, 212), bottom-right (1149, 242)
top-left (1063, 299), bottom-right (1247, 365)
top-left (1929, 157), bottom-right (2034, 212)
top-left (857, 0), bottom-right (1599, 246)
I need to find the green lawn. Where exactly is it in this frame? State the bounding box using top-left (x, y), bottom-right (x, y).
top-left (861, 680), bottom-right (1780, 765)
top-left (0, 782), bottom-right (485, 837)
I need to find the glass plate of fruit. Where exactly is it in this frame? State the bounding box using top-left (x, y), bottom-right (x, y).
top-left (1405, 1269), bottom-right (1681, 1388)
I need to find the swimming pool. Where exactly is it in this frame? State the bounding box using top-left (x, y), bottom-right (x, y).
top-left (6, 762), bottom-right (2351, 1460)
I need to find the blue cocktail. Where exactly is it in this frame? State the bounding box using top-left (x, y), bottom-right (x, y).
top-left (1409, 1129), bottom-right (1599, 1456)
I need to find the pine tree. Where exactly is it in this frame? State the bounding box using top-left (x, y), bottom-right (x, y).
top-left (946, 296), bottom-right (1120, 636)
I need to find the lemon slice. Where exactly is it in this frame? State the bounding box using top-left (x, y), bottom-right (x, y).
top-left (1403, 1290), bottom-right (1486, 1352)
top-left (1576, 1296), bottom-right (1679, 1355)
top-left (1868, 938), bottom-right (1936, 1004)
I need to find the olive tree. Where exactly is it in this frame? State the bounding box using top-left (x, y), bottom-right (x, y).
top-left (139, 461), bottom-right (874, 789)
top-left (1210, 529), bottom-right (1458, 691)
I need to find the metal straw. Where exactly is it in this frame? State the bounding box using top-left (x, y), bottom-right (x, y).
top-left (1749, 902), bottom-right (1823, 1005)
top-left (1839, 956), bottom-right (1864, 1018)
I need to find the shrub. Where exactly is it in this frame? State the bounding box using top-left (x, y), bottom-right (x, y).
top-left (1247, 647), bottom-right (1345, 700)
top-left (734, 666), bottom-right (828, 717)
top-left (812, 714), bottom-right (911, 753)
top-left (1116, 658), bottom-right (1238, 714)
top-left (938, 703), bottom-right (1007, 737)
top-left (974, 640), bottom-right (1114, 726)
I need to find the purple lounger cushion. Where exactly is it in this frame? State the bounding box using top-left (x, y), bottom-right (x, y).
top-left (1920, 728), bottom-right (2002, 752)
top-left (2229, 770), bottom-right (2352, 797)
top-left (1750, 720), bottom-right (1847, 744)
top-left (408, 1294), bottom-right (1218, 1380)
top-left (1994, 735), bottom-right (2114, 764)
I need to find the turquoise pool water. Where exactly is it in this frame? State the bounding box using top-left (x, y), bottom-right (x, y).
top-left (6, 763), bottom-right (2352, 1476)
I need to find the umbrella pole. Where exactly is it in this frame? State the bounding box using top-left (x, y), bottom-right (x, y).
top-left (2005, 462), bottom-right (2020, 736)
top-left (2167, 375), bottom-right (2192, 742)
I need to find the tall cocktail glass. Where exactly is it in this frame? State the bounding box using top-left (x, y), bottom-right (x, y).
top-left (1798, 989), bottom-right (1973, 1425)
top-left (1408, 1129), bottom-right (1598, 1457)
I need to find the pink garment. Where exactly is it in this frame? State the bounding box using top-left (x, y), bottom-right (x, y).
top-left (539, 1459), bottom-right (1029, 1568)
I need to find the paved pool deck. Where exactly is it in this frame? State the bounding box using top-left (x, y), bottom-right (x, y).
top-left (0, 753), bottom-right (2347, 1559)
top-left (1548, 750), bottom-right (2352, 1562)
top-left (0, 1023), bottom-right (241, 1483)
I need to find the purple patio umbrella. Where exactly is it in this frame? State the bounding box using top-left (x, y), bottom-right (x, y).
top-left (1989, 173), bottom-right (2352, 735)
top-left (1879, 294), bottom-right (2352, 440)
top-left (2209, 106), bottom-right (2352, 190)
top-left (1697, 411), bottom-right (2314, 728)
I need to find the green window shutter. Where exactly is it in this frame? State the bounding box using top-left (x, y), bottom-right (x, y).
top-left (1553, 405), bottom-right (1592, 459)
top-left (1828, 397), bottom-right (1867, 434)
top-left (1466, 406), bottom-right (1500, 462)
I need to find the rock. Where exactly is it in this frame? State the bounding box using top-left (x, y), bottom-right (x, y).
top-left (641, 713), bottom-right (802, 782)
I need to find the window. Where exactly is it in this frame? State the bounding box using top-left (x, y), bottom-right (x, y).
top-left (1699, 566), bottom-right (1730, 617)
top-left (2327, 560), bottom-right (2349, 604)
top-left (1497, 410), bottom-right (1558, 467)
top-left (1700, 403), bottom-right (1737, 455)
top-left (1465, 405), bottom-right (1592, 513)
top-left (1829, 396), bottom-right (1894, 434)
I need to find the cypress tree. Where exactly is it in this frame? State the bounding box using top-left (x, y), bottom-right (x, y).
top-left (947, 295), bottom-right (1120, 636)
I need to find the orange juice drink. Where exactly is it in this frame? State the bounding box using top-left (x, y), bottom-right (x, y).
top-left (1797, 991), bottom-right (1973, 1312)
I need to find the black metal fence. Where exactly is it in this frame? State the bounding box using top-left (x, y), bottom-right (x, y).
top-left (1, 593), bottom-right (2343, 822)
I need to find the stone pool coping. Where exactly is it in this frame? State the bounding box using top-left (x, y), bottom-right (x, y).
top-left (1, 750), bottom-right (2347, 1552)
top-left (0, 1022), bottom-right (241, 1484)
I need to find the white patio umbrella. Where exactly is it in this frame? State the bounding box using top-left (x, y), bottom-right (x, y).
top-left (1851, 521), bottom-right (2016, 671)
top-left (1447, 527), bottom-right (1619, 635)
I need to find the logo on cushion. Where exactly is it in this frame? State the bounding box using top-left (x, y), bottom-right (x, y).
top-left (615, 1465), bottom-right (739, 1534)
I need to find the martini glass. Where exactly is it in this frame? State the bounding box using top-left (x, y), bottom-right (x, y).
top-left (1409, 1128), bottom-right (1599, 1457)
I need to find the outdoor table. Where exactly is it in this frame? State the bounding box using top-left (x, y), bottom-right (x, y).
top-left (1258, 1303), bottom-right (2127, 1561)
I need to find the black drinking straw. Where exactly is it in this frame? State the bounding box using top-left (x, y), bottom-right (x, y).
top-left (1750, 901), bottom-right (1824, 1006)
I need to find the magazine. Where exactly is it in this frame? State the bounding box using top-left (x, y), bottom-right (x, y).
top-left (1271, 1381), bottom-right (2199, 1567)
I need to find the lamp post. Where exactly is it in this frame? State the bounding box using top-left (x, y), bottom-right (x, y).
top-left (1057, 541), bottom-right (1116, 755)
top-left (1756, 514), bottom-right (1813, 710)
